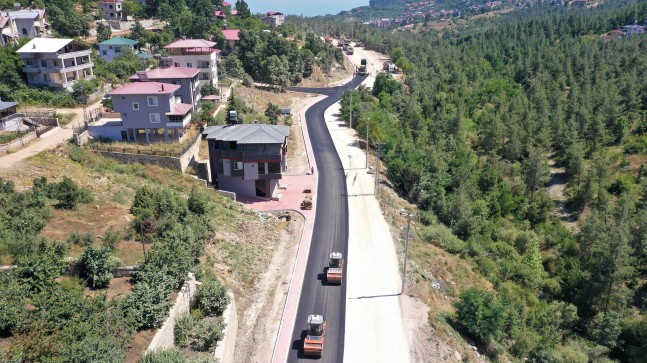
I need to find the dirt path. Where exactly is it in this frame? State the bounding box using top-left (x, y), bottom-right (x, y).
top-left (0, 107), bottom-right (85, 172)
top-left (547, 159), bottom-right (578, 230)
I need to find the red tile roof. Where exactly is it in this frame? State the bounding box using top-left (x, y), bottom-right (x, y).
top-left (222, 1), bottom-right (232, 6)
top-left (215, 10), bottom-right (226, 17)
top-left (167, 103), bottom-right (192, 115)
top-left (110, 82), bottom-right (180, 95)
top-left (165, 39), bottom-right (216, 49)
top-left (129, 67), bottom-right (199, 81)
top-left (267, 11), bottom-right (283, 16)
top-left (223, 29), bottom-right (240, 41)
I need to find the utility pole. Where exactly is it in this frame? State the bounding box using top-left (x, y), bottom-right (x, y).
top-left (399, 209), bottom-right (414, 295)
top-left (373, 141), bottom-right (385, 195)
top-left (349, 90), bottom-right (353, 129)
top-left (365, 120), bottom-right (369, 169)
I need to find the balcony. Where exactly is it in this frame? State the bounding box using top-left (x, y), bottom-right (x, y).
top-left (242, 154), bottom-right (282, 163)
top-left (56, 49), bottom-right (92, 60)
top-left (165, 113), bottom-right (191, 127)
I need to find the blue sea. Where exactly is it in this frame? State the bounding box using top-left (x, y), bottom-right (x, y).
top-left (244, 0), bottom-right (369, 17)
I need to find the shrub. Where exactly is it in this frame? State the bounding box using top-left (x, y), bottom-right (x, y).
top-left (191, 277), bottom-right (229, 317)
top-left (420, 223), bottom-right (467, 255)
top-left (79, 246), bottom-right (115, 289)
top-left (0, 273), bottom-right (27, 335)
top-left (174, 312), bottom-right (194, 348)
top-left (49, 177), bottom-right (92, 210)
top-left (15, 240), bottom-right (69, 292)
top-left (121, 269), bottom-right (174, 330)
top-left (139, 348), bottom-right (185, 363)
top-left (68, 231), bottom-right (95, 247)
top-left (242, 74), bottom-right (253, 87)
top-left (102, 228), bottom-right (122, 251)
top-left (190, 318), bottom-right (225, 352)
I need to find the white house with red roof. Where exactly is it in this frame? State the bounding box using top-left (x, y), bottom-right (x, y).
top-left (88, 82), bottom-right (193, 143)
top-left (222, 29), bottom-right (240, 48)
top-left (130, 66), bottom-right (201, 112)
top-left (164, 38), bottom-right (218, 86)
top-left (262, 11), bottom-right (284, 27)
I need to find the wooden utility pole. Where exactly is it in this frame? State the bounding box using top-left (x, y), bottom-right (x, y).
top-left (373, 141), bottom-right (385, 195)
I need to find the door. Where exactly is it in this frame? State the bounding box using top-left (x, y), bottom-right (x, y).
top-left (255, 179), bottom-right (267, 198)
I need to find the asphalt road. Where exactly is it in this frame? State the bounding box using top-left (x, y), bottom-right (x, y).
top-left (286, 75), bottom-right (367, 363)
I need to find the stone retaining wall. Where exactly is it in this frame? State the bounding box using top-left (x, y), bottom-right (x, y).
top-left (147, 273), bottom-right (199, 351)
top-left (94, 150), bottom-right (183, 170)
top-left (0, 131), bottom-right (37, 153)
top-left (74, 130), bottom-right (90, 146)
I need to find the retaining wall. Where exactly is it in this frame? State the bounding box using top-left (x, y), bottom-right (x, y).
top-left (214, 292), bottom-right (237, 363)
top-left (94, 150), bottom-right (183, 170)
top-left (147, 273), bottom-right (199, 351)
top-left (0, 131), bottom-right (37, 153)
top-left (74, 130), bottom-right (91, 146)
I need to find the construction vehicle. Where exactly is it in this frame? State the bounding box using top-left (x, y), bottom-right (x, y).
top-left (326, 252), bottom-right (344, 284)
top-left (357, 58), bottom-right (368, 76)
top-left (300, 194), bottom-right (312, 210)
top-left (303, 315), bottom-right (326, 357)
top-left (228, 110), bottom-right (242, 124)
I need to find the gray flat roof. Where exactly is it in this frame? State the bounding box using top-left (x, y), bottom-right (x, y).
top-left (203, 124), bottom-right (290, 144)
top-left (0, 101), bottom-right (19, 111)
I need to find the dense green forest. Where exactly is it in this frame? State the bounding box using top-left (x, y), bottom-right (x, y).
top-left (331, 0), bottom-right (647, 360)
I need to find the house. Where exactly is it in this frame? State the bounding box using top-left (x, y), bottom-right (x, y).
top-left (222, 29), bottom-right (240, 49)
top-left (0, 101), bottom-right (20, 131)
top-left (97, 37), bottom-right (138, 61)
top-left (99, 0), bottom-right (126, 21)
top-left (17, 38), bottom-right (94, 91)
top-left (164, 38), bottom-right (218, 86)
top-left (130, 67), bottom-right (201, 111)
top-left (0, 8), bottom-right (48, 40)
top-left (215, 10), bottom-right (227, 20)
top-left (88, 82), bottom-right (192, 143)
top-left (376, 18), bottom-right (392, 28)
top-left (0, 14), bottom-right (18, 45)
top-left (262, 11), bottom-right (284, 27)
top-left (203, 124), bottom-right (290, 198)
top-left (622, 24), bottom-right (645, 37)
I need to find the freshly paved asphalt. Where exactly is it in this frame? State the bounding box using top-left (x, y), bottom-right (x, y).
top-left (286, 75), bottom-right (367, 363)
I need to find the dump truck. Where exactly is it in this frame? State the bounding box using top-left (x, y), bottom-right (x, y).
top-left (303, 315), bottom-right (326, 357)
top-left (326, 251), bottom-right (344, 284)
top-left (357, 58), bottom-right (368, 76)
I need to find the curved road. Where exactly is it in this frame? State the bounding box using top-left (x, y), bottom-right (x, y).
top-left (287, 75), bottom-right (366, 363)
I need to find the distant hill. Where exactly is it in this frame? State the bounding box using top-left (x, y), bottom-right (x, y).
top-left (369, 0), bottom-right (404, 7)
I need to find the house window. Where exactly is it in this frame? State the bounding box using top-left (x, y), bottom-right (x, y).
top-left (149, 113), bottom-right (160, 123)
top-left (186, 62), bottom-right (193, 68)
top-left (147, 96), bottom-right (158, 106)
top-left (174, 62), bottom-right (181, 67)
top-left (132, 102), bottom-right (139, 110)
top-left (258, 163), bottom-right (267, 174)
top-left (115, 47), bottom-right (121, 53)
top-left (234, 161), bottom-right (243, 170)
top-left (268, 162), bottom-right (281, 174)
top-left (21, 28), bottom-right (27, 35)
top-left (41, 60), bottom-right (47, 67)
top-left (109, 4), bottom-right (113, 8)
top-left (102, 50), bottom-right (107, 56)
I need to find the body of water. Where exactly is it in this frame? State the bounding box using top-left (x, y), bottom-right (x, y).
top-left (244, 0), bottom-right (369, 17)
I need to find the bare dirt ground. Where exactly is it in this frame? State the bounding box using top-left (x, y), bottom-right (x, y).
top-left (206, 211), bottom-right (303, 363)
top-left (547, 158), bottom-right (578, 231)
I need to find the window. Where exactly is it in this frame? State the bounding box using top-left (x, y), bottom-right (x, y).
top-left (109, 4), bottom-right (113, 8)
top-left (186, 62), bottom-right (193, 68)
top-left (102, 50), bottom-right (107, 56)
top-left (132, 102), bottom-right (139, 110)
top-left (174, 62), bottom-right (181, 67)
top-left (149, 113), bottom-right (160, 123)
top-left (147, 96), bottom-right (158, 106)
top-left (234, 162), bottom-right (243, 170)
top-left (21, 28), bottom-right (27, 35)
top-left (115, 47), bottom-right (121, 53)
top-left (268, 162), bottom-right (281, 174)
top-left (258, 163), bottom-right (266, 174)
top-left (41, 60), bottom-right (47, 67)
